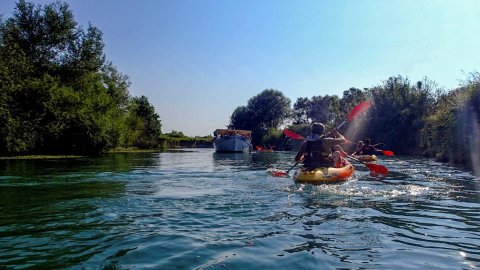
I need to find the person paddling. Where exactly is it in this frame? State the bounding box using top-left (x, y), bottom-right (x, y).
top-left (354, 139), bottom-right (383, 155)
top-left (294, 122), bottom-right (348, 170)
top-left (352, 141), bottom-right (365, 155)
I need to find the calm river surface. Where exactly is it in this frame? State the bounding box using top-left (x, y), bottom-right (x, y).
top-left (1, 149), bottom-right (479, 269)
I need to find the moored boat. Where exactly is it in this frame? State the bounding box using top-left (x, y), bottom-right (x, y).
top-left (293, 164), bottom-right (355, 184)
top-left (213, 129), bottom-right (252, 153)
top-left (352, 154), bottom-right (378, 162)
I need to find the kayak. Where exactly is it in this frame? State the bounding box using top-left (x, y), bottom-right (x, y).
top-left (257, 149), bottom-right (274, 152)
top-left (352, 154), bottom-right (378, 162)
top-left (293, 164), bottom-right (355, 184)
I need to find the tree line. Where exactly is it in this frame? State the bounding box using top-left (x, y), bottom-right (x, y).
top-left (0, 0), bottom-right (163, 155)
top-left (229, 74), bottom-right (480, 173)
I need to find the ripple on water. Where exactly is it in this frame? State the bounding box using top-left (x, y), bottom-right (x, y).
top-left (1, 150), bottom-right (480, 269)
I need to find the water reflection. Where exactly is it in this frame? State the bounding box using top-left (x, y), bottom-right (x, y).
top-left (0, 152), bottom-right (162, 176)
top-left (212, 152), bottom-right (253, 170)
top-left (211, 151), bottom-right (294, 172)
top-left (0, 154), bottom-right (137, 268)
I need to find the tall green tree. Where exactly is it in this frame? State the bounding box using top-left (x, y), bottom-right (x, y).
top-left (229, 89), bottom-right (291, 144)
top-left (339, 87), bottom-right (369, 118)
top-left (292, 90), bottom-right (361, 128)
top-left (308, 95), bottom-right (340, 127)
top-left (0, 0), bottom-right (162, 155)
top-left (292, 97), bottom-right (310, 124)
top-left (228, 106), bottom-right (254, 131)
top-left (367, 76), bottom-right (437, 154)
top-left (125, 96), bottom-right (162, 149)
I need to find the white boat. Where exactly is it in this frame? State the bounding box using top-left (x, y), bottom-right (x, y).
top-left (213, 129), bottom-right (252, 153)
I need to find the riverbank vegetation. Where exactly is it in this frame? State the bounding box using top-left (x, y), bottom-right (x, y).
top-left (0, 1), bottom-right (164, 156)
top-left (229, 74), bottom-right (479, 174)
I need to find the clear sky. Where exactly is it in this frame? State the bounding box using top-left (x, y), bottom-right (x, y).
top-left (1, 0), bottom-right (479, 136)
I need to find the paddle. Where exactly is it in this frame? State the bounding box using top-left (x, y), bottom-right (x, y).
top-left (347, 155), bottom-right (389, 176)
top-left (336, 100), bottom-right (372, 130)
top-left (382, 150), bottom-right (394, 156)
top-left (268, 162), bottom-right (299, 177)
top-left (269, 100), bottom-right (373, 177)
top-left (370, 143), bottom-right (394, 156)
top-left (283, 129), bottom-right (305, 140)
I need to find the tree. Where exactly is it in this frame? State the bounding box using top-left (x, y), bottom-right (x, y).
top-left (228, 106), bottom-right (254, 130)
top-left (0, 1), bottom-right (163, 155)
top-left (422, 72), bottom-right (480, 173)
top-left (229, 89), bottom-right (291, 145)
top-left (308, 95), bottom-right (340, 127)
top-left (367, 75), bottom-right (437, 154)
top-left (339, 87), bottom-right (368, 118)
top-left (125, 96), bottom-right (162, 149)
top-left (293, 97), bottom-right (310, 124)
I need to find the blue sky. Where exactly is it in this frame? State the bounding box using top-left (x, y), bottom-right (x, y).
top-left (1, 0), bottom-right (479, 136)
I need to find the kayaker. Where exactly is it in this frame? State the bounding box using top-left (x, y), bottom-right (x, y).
top-left (294, 122), bottom-right (347, 170)
top-left (332, 151), bottom-right (350, 168)
top-left (357, 139), bottom-right (381, 155)
top-left (352, 140), bottom-right (364, 155)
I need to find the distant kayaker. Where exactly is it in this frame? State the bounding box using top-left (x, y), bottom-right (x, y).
top-left (352, 140), bottom-right (364, 155)
top-left (294, 122), bottom-right (348, 170)
top-left (354, 139), bottom-right (381, 155)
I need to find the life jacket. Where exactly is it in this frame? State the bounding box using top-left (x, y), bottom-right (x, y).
top-left (303, 136), bottom-right (332, 169)
top-left (334, 158), bottom-right (348, 168)
top-left (362, 145), bottom-right (375, 155)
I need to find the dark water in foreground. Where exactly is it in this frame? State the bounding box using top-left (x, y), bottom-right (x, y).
top-left (0, 149), bottom-right (479, 269)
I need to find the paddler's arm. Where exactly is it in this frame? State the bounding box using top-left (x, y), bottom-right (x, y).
top-left (294, 141), bottom-right (307, 162)
top-left (323, 130), bottom-right (346, 149)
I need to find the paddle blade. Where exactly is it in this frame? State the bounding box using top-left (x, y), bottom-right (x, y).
top-left (382, 150), bottom-right (394, 156)
top-left (366, 163), bottom-right (389, 175)
top-left (283, 129), bottom-right (305, 140)
top-left (267, 168), bottom-right (289, 177)
top-left (347, 101), bottom-right (372, 121)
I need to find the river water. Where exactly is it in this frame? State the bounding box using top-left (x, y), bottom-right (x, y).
top-left (0, 149), bottom-right (479, 269)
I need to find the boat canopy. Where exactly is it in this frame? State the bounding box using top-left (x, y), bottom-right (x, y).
top-left (214, 129), bottom-right (251, 138)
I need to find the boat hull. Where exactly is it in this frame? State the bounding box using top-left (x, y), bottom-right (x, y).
top-left (352, 154), bottom-right (378, 162)
top-left (293, 164), bottom-right (355, 184)
top-left (213, 135), bottom-right (251, 153)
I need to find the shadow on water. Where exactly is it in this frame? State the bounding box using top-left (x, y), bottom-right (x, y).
top-left (0, 153), bottom-right (160, 269)
top-left (0, 152), bottom-right (161, 176)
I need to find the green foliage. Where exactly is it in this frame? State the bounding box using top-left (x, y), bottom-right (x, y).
top-left (160, 134), bottom-right (212, 149)
top-left (125, 96), bottom-right (162, 149)
top-left (259, 128), bottom-right (283, 147)
top-left (423, 72), bottom-right (480, 170)
top-left (228, 89), bottom-right (291, 145)
top-left (228, 106), bottom-right (253, 130)
top-left (165, 130), bottom-right (186, 138)
top-left (0, 1), bottom-right (163, 155)
top-left (367, 76), bottom-right (437, 154)
top-left (293, 89), bottom-right (368, 129)
top-left (292, 97), bottom-right (310, 124)
top-left (286, 124), bottom-right (311, 138)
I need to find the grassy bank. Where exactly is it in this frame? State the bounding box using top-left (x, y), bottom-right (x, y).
top-left (0, 155), bottom-right (85, 160)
